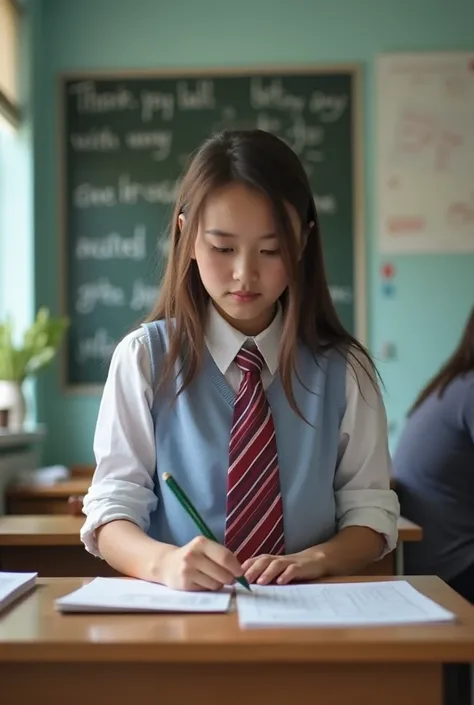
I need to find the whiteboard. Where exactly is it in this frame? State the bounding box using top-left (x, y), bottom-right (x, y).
top-left (376, 52), bottom-right (474, 253)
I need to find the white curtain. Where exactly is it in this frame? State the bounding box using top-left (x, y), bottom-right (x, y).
top-left (0, 0), bottom-right (21, 129)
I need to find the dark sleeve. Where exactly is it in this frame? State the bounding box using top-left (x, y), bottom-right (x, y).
top-left (462, 379), bottom-right (474, 444)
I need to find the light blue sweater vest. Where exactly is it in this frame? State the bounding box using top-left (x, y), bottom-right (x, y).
top-left (142, 320), bottom-right (347, 554)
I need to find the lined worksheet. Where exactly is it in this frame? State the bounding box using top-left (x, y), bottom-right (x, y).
top-left (236, 581), bottom-right (456, 628)
top-left (56, 577), bottom-right (232, 613)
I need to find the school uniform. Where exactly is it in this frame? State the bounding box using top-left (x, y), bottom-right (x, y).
top-left (81, 304), bottom-right (399, 559)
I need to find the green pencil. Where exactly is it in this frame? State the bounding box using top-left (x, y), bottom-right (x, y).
top-left (162, 472), bottom-right (251, 592)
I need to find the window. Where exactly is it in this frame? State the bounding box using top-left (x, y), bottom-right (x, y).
top-left (0, 0), bottom-right (21, 130)
top-left (0, 0), bottom-right (29, 323)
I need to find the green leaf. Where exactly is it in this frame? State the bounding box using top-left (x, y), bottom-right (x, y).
top-left (0, 309), bottom-right (69, 381)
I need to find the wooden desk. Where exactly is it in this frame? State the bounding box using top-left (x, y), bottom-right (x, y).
top-left (0, 576), bottom-right (473, 705)
top-left (4, 465), bottom-right (94, 515)
top-left (0, 515), bottom-right (422, 578)
top-left (394, 516), bottom-right (424, 574)
top-left (5, 478), bottom-right (90, 514)
top-left (397, 516), bottom-right (423, 541)
top-left (0, 516), bottom-right (118, 577)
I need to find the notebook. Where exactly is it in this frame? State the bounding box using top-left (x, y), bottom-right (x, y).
top-left (0, 572), bottom-right (37, 612)
top-left (236, 580), bottom-right (457, 628)
top-left (55, 577), bottom-right (233, 613)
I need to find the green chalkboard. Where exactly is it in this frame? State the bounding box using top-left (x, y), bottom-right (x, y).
top-left (59, 66), bottom-right (365, 390)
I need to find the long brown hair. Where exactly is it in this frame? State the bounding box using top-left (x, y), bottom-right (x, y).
top-left (148, 129), bottom-right (376, 415)
top-left (409, 306), bottom-right (474, 415)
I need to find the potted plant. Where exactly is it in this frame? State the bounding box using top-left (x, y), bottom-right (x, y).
top-left (0, 308), bottom-right (69, 431)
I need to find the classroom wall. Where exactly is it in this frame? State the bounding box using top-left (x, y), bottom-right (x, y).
top-left (31, 0), bottom-right (474, 464)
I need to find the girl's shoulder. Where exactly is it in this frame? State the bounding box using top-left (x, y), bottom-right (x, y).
top-left (319, 342), bottom-right (380, 402)
top-left (309, 341), bottom-right (375, 381)
top-left (113, 321), bottom-right (168, 356)
top-left (110, 328), bottom-right (152, 376)
top-left (114, 327), bottom-right (150, 356)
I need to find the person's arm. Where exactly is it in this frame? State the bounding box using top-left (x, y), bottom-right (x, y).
top-left (96, 521), bottom-right (242, 590)
top-left (80, 329), bottom-right (161, 565)
top-left (332, 348), bottom-right (400, 560)
top-left (81, 329), bottom-right (242, 590)
top-left (462, 377), bottom-right (474, 444)
top-left (243, 525), bottom-right (385, 586)
top-left (96, 520), bottom-right (176, 580)
top-left (296, 526), bottom-right (385, 576)
top-left (243, 348), bottom-right (399, 585)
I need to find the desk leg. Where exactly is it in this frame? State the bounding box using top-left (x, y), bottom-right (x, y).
top-left (471, 663), bottom-right (474, 705)
top-left (396, 543), bottom-right (405, 575)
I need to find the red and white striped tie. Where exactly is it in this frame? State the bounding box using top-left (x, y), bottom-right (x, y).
top-left (224, 347), bottom-right (285, 563)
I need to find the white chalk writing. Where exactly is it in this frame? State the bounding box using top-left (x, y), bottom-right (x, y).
top-left (309, 91), bottom-right (347, 122)
top-left (256, 113), bottom-right (282, 133)
top-left (286, 116), bottom-right (324, 156)
top-left (75, 225), bottom-right (146, 260)
top-left (77, 328), bottom-right (116, 363)
top-left (119, 174), bottom-right (179, 204)
top-left (72, 175), bottom-right (179, 208)
top-left (250, 79), bottom-right (306, 112)
top-left (70, 127), bottom-right (120, 151)
top-left (76, 278), bottom-right (125, 314)
top-left (314, 193), bottom-right (337, 215)
top-left (130, 279), bottom-right (159, 311)
top-left (329, 286), bottom-right (352, 304)
top-left (70, 81), bottom-right (137, 114)
top-left (141, 90), bottom-right (175, 121)
top-left (125, 130), bottom-right (172, 160)
top-left (157, 236), bottom-right (171, 256)
top-left (73, 183), bottom-right (117, 208)
top-left (177, 80), bottom-right (216, 110)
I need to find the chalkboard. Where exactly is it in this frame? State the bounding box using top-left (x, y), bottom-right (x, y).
top-left (59, 66), bottom-right (365, 390)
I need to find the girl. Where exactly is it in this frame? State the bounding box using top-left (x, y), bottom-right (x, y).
top-left (393, 307), bottom-right (474, 602)
top-left (81, 129), bottom-right (399, 591)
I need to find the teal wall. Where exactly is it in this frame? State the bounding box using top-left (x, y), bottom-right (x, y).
top-left (32, 0), bottom-right (474, 464)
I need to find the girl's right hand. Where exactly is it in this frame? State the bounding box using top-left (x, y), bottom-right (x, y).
top-left (158, 536), bottom-right (244, 591)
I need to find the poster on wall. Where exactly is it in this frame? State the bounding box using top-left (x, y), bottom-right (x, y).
top-left (376, 52), bottom-right (474, 254)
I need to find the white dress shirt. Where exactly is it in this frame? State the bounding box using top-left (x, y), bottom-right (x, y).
top-left (82, 304), bottom-right (399, 556)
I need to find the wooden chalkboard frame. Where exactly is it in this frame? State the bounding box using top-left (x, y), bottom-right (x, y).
top-left (58, 63), bottom-right (365, 394)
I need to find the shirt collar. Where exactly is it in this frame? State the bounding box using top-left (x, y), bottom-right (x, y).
top-left (205, 302), bottom-right (282, 376)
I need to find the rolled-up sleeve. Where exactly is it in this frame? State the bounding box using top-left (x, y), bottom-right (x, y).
top-left (335, 349), bottom-right (400, 556)
top-left (81, 329), bottom-right (158, 557)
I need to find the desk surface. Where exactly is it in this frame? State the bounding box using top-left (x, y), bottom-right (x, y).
top-left (0, 515), bottom-right (422, 545)
top-left (5, 479), bottom-right (89, 498)
top-left (0, 576), bottom-right (473, 664)
top-left (397, 516), bottom-right (423, 541)
top-left (0, 515), bottom-right (84, 545)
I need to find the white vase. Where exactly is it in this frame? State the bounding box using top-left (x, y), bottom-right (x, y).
top-left (0, 380), bottom-right (27, 431)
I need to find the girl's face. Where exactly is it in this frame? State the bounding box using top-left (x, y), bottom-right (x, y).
top-left (191, 183), bottom-right (301, 336)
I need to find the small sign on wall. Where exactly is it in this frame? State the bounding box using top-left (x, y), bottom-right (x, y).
top-left (380, 262), bottom-right (396, 298)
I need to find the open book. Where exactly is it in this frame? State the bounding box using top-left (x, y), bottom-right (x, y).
top-left (55, 577), bottom-right (232, 613)
top-left (0, 572), bottom-right (37, 612)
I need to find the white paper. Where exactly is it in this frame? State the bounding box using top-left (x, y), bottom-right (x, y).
top-left (0, 572), bottom-right (37, 612)
top-left (376, 52), bottom-right (474, 253)
top-left (236, 581), bottom-right (456, 628)
top-left (55, 577), bottom-right (233, 613)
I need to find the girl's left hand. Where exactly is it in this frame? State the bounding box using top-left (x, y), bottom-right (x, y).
top-left (242, 549), bottom-right (328, 586)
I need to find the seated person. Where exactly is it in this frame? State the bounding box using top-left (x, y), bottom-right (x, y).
top-left (393, 307), bottom-right (474, 602)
